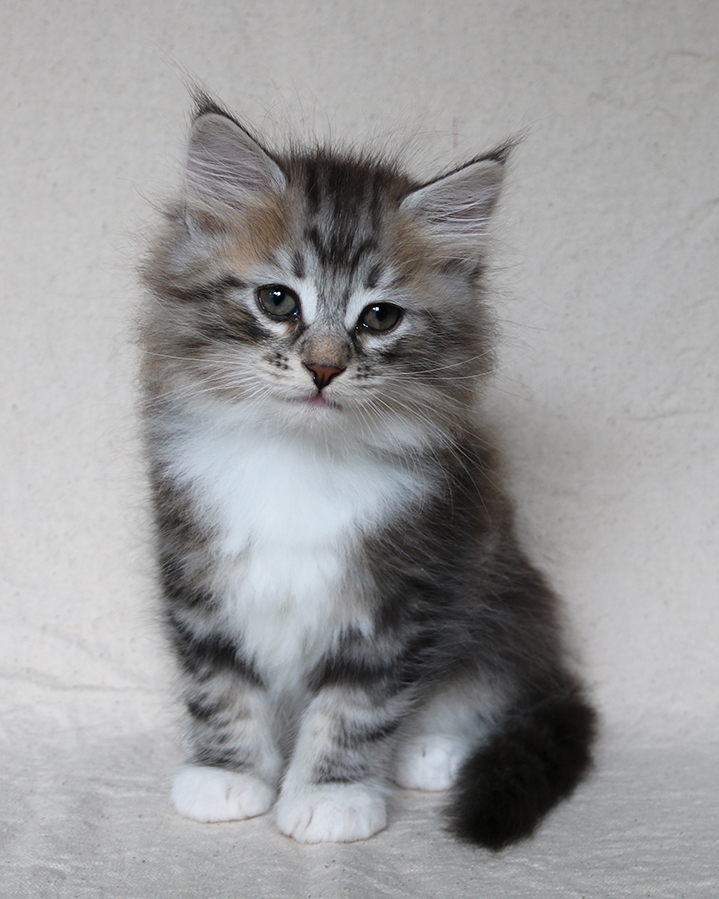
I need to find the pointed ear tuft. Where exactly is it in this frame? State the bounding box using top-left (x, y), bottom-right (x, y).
top-left (185, 113), bottom-right (286, 209)
top-left (400, 153), bottom-right (508, 242)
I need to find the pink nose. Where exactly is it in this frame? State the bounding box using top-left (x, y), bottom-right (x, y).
top-left (304, 362), bottom-right (345, 390)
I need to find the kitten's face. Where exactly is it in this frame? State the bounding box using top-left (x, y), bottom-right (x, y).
top-left (143, 113), bottom-right (505, 451)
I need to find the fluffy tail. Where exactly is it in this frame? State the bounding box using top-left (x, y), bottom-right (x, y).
top-left (447, 684), bottom-right (596, 850)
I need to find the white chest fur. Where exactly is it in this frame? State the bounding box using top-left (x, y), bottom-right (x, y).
top-left (164, 412), bottom-right (427, 687)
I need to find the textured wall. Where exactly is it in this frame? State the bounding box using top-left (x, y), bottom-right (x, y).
top-left (1, 0), bottom-right (717, 756)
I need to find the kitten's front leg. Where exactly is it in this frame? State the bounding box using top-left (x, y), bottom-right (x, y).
top-left (170, 629), bottom-right (282, 823)
top-left (276, 680), bottom-right (409, 843)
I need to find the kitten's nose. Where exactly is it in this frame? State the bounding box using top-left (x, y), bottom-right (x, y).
top-left (304, 362), bottom-right (345, 390)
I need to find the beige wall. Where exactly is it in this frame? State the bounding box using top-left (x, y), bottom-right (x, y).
top-left (2, 0), bottom-right (717, 748)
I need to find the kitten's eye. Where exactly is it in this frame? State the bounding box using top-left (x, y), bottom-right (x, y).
top-left (358, 303), bottom-right (403, 333)
top-left (257, 285), bottom-right (300, 319)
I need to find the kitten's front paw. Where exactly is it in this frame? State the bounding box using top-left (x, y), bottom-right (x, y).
top-left (172, 765), bottom-right (276, 822)
top-left (276, 783), bottom-right (387, 843)
top-left (394, 736), bottom-right (465, 791)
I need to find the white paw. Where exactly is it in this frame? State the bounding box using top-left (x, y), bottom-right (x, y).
top-left (394, 736), bottom-right (465, 791)
top-left (276, 783), bottom-right (387, 843)
top-left (172, 765), bottom-right (276, 822)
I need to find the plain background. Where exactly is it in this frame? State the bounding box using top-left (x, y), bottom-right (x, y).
top-left (1, 1), bottom-right (717, 896)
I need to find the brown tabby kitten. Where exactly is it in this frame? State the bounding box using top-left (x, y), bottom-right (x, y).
top-left (140, 95), bottom-right (595, 847)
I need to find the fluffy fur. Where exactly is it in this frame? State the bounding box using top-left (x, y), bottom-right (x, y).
top-left (140, 96), bottom-right (595, 848)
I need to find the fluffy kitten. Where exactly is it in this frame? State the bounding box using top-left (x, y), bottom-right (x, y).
top-left (140, 96), bottom-right (595, 848)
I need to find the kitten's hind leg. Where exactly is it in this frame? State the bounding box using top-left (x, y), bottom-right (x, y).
top-left (394, 679), bottom-right (505, 792)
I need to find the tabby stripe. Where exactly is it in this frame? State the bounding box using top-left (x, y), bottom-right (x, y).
top-left (166, 615), bottom-right (262, 686)
top-left (167, 275), bottom-right (248, 304)
top-left (313, 762), bottom-right (373, 786)
top-left (336, 717), bottom-right (402, 750)
top-left (190, 746), bottom-right (253, 770)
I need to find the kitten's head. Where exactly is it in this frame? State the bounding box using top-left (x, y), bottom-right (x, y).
top-left (142, 102), bottom-right (507, 452)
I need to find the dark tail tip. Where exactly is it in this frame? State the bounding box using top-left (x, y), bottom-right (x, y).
top-left (446, 688), bottom-right (597, 850)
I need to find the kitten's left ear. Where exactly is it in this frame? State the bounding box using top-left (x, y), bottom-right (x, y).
top-left (400, 148), bottom-right (509, 243)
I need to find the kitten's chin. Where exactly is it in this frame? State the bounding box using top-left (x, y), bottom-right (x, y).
top-left (259, 390), bottom-right (442, 454)
top-left (264, 392), bottom-right (346, 434)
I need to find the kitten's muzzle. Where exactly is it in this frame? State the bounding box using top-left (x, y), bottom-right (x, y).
top-left (304, 362), bottom-right (346, 391)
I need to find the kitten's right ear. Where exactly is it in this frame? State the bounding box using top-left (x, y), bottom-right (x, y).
top-left (185, 113), bottom-right (286, 209)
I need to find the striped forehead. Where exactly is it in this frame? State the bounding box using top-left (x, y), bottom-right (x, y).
top-left (300, 214), bottom-right (380, 301)
top-left (282, 153), bottom-right (407, 324)
top-left (296, 156), bottom-right (391, 267)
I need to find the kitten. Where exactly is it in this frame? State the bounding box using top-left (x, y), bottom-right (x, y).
top-left (140, 96), bottom-right (595, 848)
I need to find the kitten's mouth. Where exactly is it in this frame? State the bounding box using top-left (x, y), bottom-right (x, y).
top-left (299, 392), bottom-right (342, 411)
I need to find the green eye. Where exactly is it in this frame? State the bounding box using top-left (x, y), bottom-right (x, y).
top-left (358, 303), bottom-right (403, 333)
top-left (257, 285), bottom-right (300, 319)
